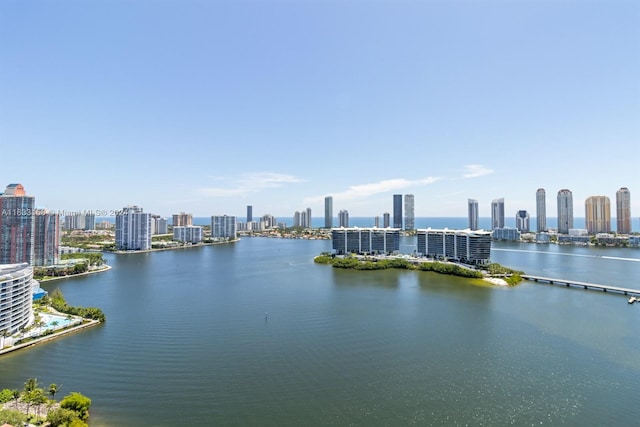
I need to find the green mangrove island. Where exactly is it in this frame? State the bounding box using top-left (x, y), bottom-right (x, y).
top-left (1, 378), bottom-right (92, 427)
top-left (314, 253), bottom-right (523, 286)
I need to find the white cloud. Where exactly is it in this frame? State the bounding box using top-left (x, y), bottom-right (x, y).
top-left (462, 164), bottom-right (494, 178)
top-left (197, 172), bottom-right (304, 197)
top-left (305, 177), bottom-right (441, 204)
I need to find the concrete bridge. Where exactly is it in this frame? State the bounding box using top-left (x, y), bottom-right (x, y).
top-left (522, 274), bottom-right (640, 296)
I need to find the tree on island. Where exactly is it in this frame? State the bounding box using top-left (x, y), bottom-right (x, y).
top-left (60, 392), bottom-right (92, 422)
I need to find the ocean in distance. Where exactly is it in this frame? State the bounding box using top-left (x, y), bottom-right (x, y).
top-left (1, 238), bottom-right (640, 426)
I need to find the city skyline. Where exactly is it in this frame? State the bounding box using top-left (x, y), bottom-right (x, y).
top-left (1, 1), bottom-right (638, 218)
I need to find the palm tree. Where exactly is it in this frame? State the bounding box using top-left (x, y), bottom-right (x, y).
top-left (12, 389), bottom-right (20, 409)
top-left (24, 377), bottom-right (38, 392)
top-left (49, 383), bottom-right (59, 400)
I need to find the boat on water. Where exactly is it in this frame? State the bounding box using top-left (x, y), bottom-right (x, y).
top-left (628, 297), bottom-right (637, 304)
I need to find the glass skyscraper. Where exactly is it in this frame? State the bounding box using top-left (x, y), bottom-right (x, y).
top-left (393, 194), bottom-right (403, 229)
top-left (536, 188), bottom-right (546, 232)
top-left (468, 199), bottom-right (479, 230)
top-left (491, 198), bottom-right (505, 230)
top-left (404, 194), bottom-right (415, 230)
top-left (557, 189), bottom-right (574, 234)
top-left (324, 196), bottom-right (333, 228)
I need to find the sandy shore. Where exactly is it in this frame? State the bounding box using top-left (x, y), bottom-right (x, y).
top-left (483, 277), bottom-right (509, 286)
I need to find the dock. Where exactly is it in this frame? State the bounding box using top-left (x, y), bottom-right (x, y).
top-left (522, 274), bottom-right (640, 296)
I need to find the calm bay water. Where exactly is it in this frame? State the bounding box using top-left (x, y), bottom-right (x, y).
top-left (2, 238), bottom-right (640, 426)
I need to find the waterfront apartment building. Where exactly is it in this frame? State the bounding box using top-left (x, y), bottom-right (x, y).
top-left (115, 206), bottom-right (152, 251)
top-left (246, 206), bottom-right (253, 223)
top-left (536, 188), bottom-right (547, 232)
top-left (0, 263), bottom-right (36, 334)
top-left (172, 212), bottom-right (193, 227)
top-left (493, 227), bottom-right (521, 241)
top-left (585, 195), bottom-right (611, 234)
top-left (491, 198), bottom-right (505, 230)
top-left (0, 183), bottom-right (35, 265)
top-left (404, 194), bottom-right (415, 230)
top-left (211, 215), bottom-right (237, 239)
top-left (34, 209), bottom-right (60, 267)
top-left (393, 194), bottom-right (403, 229)
top-left (64, 211), bottom-right (96, 231)
top-left (332, 227), bottom-right (400, 255)
top-left (261, 214), bottom-right (276, 229)
top-left (557, 189), bottom-right (574, 234)
top-left (516, 210), bottom-right (530, 233)
top-left (468, 199), bottom-right (479, 231)
top-left (383, 212), bottom-right (390, 228)
top-left (339, 210), bottom-right (349, 228)
top-left (416, 228), bottom-right (492, 266)
top-left (324, 197), bottom-right (333, 228)
top-left (173, 225), bottom-right (203, 244)
top-left (151, 215), bottom-right (168, 235)
top-left (294, 209), bottom-right (311, 228)
top-left (616, 187), bottom-right (631, 234)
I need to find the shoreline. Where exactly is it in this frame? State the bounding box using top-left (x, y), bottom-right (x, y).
top-left (108, 239), bottom-right (239, 254)
top-left (37, 264), bottom-right (112, 282)
top-left (0, 318), bottom-right (102, 357)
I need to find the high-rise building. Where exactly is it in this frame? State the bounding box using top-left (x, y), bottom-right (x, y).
top-left (383, 212), bottom-right (390, 228)
top-left (516, 210), bottom-right (530, 233)
top-left (173, 225), bottom-right (203, 244)
top-left (404, 194), bottom-right (415, 230)
top-left (491, 198), bottom-right (505, 230)
top-left (172, 212), bottom-right (193, 227)
top-left (34, 209), bottom-right (60, 267)
top-left (332, 227), bottom-right (400, 255)
top-left (585, 196), bottom-right (611, 234)
top-left (616, 187), bottom-right (631, 234)
top-left (339, 210), bottom-right (349, 227)
top-left (261, 214), bottom-right (276, 229)
top-left (393, 194), bottom-right (403, 229)
top-left (557, 189), bottom-right (574, 234)
top-left (468, 199), bottom-right (479, 231)
top-left (151, 215), bottom-right (168, 235)
top-left (211, 215), bottom-right (237, 239)
top-left (324, 196), bottom-right (333, 228)
top-left (0, 183), bottom-right (35, 265)
top-left (115, 206), bottom-right (152, 251)
top-left (246, 206), bottom-right (253, 223)
top-left (0, 263), bottom-right (36, 334)
top-left (374, 216), bottom-right (380, 228)
top-left (295, 208), bottom-right (312, 228)
top-left (536, 188), bottom-right (547, 232)
top-left (416, 228), bottom-right (492, 266)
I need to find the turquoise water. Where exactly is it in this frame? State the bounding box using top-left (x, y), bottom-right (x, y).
top-left (1, 238), bottom-right (639, 426)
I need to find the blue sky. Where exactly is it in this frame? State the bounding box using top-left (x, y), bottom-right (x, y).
top-left (1, 0), bottom-right (638, 220)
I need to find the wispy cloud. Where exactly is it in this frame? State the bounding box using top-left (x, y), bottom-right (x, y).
top-left (305, 177), bottom-right (441, 204)
top-left (462, 164), bottom-right (494, 178)
top-left (197, 172), bottom-right (304, 197)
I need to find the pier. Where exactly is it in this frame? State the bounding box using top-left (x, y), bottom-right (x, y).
top-left (522, 274), bottom-right (640, 296)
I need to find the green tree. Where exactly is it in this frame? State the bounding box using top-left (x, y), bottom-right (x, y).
top-left (47, 407), bottom-right (80, 427)
top-left (49, 383), bottom-right (59, 399)
top-left (0, 408), bottom-right (26, 426)
top-left (0, 388), bottom-right (13, 404)
top-left (24, 377), bottom-right (39, 392)
top-left (60, 392), bottom-right (92, 421)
